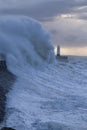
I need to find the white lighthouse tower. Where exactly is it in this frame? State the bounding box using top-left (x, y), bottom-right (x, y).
top-left (56, 45), bottom-right (68, 62)
top-left (57, 45), bottom-right (60, 56)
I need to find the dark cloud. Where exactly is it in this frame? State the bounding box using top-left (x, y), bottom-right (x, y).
top-left (0, 0), bottom-right (87, 21)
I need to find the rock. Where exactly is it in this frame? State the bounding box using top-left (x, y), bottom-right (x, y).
top-left (1, 127), bottom-right (15, 130)
top-left (0, 87), bottom-right (6, 123)
top-left (0, 70), bottom-right (16, 123)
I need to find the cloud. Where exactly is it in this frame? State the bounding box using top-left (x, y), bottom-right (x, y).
top-left (44, 18), bottom-right (87, 47)
top-left (73, 5), bottom-right (87, 20)
top-left (78, 13), bottom-right (87, 20)
top-left (0, 0), bottom-right (87, 21)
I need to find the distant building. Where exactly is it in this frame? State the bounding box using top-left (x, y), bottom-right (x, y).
top-left (0, 53), bottom-right (7, 70)
top-left (56, 46), bottom-right (68, 62)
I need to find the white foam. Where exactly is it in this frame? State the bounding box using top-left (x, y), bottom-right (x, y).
top-left (0, 16), bottom-right (55, 74)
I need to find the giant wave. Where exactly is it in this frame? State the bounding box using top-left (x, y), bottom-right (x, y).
top-left (0, 16), bottom-right (55, 74)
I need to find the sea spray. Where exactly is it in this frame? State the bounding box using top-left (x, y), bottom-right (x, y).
top-left (0, 16), bottom-right (55, 75)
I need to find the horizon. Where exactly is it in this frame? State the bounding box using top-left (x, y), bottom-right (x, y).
top-left (55, 45), bottom-right (87, 56)
top-left (55, 46), bottom-right (87, 56)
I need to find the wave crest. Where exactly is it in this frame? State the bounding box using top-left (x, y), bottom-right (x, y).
top-left (0, 16), bottom-right (55, 73)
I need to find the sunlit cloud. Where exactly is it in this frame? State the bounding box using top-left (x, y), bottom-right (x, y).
top-left (61, 14), bottom-right (73, 19)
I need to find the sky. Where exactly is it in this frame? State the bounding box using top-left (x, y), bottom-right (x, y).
top-left (0, 0), bottom-right (87, 56)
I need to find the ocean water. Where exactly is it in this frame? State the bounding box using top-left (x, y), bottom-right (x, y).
top-left (0, 16), bottom-right (87, 130)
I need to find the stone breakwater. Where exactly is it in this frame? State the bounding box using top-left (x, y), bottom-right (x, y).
top-left (0, 69), bottom-right (16, 124)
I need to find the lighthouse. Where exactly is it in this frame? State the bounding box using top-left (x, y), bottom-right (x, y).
top-left (56, 46), bottom-right (68, 62)
top-left (57, 45), bottom-right (60, 56)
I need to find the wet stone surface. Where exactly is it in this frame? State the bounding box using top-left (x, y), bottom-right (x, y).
top-left (0, 69), bottom-right (16, 123)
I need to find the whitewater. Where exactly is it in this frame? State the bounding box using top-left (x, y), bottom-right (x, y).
top-left (0, 16), bottom-right (87, 130)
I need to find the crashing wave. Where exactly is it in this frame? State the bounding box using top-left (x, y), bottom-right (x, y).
top-left (0, 16), bottom-right (55, 74)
